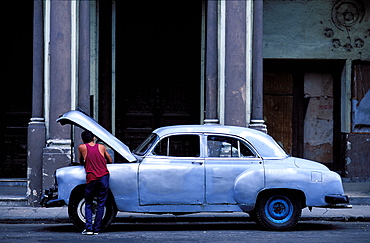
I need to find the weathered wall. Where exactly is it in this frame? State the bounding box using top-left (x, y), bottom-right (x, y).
top-left (263, 0), bottom-right (370, 180)
top-left (346, 134), bottom-right (370, 180)
top-left (42, 0), bottom-right (74, 191)
top-left (352, 61), bottom-right (370, 132)
top-left (303, 73), bottom-right (334, 163)
top-left (349, 62), bottom-right (370, 180)
top-left (264, 0), bottom-right (370, 59)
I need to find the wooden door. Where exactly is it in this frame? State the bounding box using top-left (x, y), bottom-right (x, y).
top-left (0, 1), bottom-right (32, 178)
top-left (264, 73), bottom-right (294, 155)
top-left (264, 60), bottom-right (344, 171)
top-left (114, 1), bottom-right (202, 153)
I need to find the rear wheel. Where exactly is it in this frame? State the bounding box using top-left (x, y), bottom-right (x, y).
top-left (68, 188), bottom-right (117, 231)
top-left (254, 193), bottom-right (301, 230)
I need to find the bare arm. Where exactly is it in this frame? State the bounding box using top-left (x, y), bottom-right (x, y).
top-left (99, 144), bottom-right (113, 164)
top-left (104, 148), bottom-right (113, 164)
top-left (78, 144), bottom-right (87, 165)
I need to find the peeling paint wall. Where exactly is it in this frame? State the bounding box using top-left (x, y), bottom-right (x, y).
top-left (264, 0), bottom-right (370, 179)
top-left (304, 73), bottom-right (334, 163)
top-left (42, 142), bottom-right (72, 190)
top-left (352, 91), bottom-right (370, 131)
top-left (352, 62), bottom-right (370, 132)
top-left (349, 61), bottom-right (370, 180)
top-left (346, 134), bottom-right (370, 180)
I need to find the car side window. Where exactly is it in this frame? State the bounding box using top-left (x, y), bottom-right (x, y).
top-left (207, 135), bottom-right (255, 158)
top-left (153, 135), bottom-right (200, 157)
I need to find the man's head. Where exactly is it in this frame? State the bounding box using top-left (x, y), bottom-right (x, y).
top-left (81, 130), bottom-right (95, 144)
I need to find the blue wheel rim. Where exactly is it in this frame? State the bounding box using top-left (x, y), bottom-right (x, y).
top-left (264, 196), bottom-right (293, 224)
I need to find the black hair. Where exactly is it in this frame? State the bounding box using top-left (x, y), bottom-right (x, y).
top-left (81, 130), bottom-right (94, 143)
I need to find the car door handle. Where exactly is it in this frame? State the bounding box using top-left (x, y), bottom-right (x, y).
top-left (191, 161), bottom-right (203, 165)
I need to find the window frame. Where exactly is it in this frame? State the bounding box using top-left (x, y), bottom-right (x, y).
top-left (204, 133), bottom-right (260, 159)
top-left (150, 133), bottom-right (203, 158)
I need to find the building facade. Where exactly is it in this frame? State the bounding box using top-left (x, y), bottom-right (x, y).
top-left (0, 0), bottom-right (369, 206)
top-left (263, 0), bottom-right (370, 181)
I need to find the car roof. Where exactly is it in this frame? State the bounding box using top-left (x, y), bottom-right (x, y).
top-left (153, 124), bottom-right (265, 138)
top-left (153, 125), bottom-right (288, 158)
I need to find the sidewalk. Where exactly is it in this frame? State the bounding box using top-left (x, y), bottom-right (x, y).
top-left (0, 205), bottom-right (369, 224)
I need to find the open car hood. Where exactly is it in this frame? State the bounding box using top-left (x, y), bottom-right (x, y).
top-left (57, 110), bottom-right (137, 162)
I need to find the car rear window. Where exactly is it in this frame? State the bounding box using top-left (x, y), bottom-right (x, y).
top-left (207, 135), bottom-right (255, 158)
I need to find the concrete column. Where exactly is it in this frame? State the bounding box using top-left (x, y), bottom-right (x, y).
top-left (42, 0), bottom-right (72, 190)
top-left (73, 0), bottom-right (91, 161)
top-left (249, 0), bottom-right (267, 132)
top-left (224, 0), bottom-right (247, 127)
top-left (78, 0), bottom-right (91, 114)
top-left (204, 0), bottom-right (219, 124)
top-left (48, 0), bottom-right (72, 139)
top-left (27, 0), bottom-right (46, 206)
top-left (31, 0), bottom-right (44, 120)
top-left (98, 0), bottom-right (112, 131)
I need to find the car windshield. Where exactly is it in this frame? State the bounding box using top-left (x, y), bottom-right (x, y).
top-left (133, 133), bottom-right (158, 156)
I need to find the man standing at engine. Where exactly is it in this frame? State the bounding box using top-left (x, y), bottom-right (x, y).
top-left (78, 130), bottom-right (112, 235)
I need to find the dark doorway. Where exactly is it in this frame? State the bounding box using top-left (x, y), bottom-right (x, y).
top-left (0, 2), bottom-right (33, 178)
top-left (264, 60), bottom-right (345, 173)
top-left (115, 2), bottom-right (203, 151)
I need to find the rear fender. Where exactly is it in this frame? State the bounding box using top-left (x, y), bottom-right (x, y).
top-left (264, 168), bottom-right (344, 207)
top-left (233, 168), bottom-right (265, 211)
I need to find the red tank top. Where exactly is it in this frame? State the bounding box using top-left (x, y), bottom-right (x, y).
top-left (84, 143), bottom-right (109, 184)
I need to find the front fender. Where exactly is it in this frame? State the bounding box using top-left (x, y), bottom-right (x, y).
top-left (56, 166), bottom-right (86, 205)
top-left (233, 168), bottom-right (265, 211)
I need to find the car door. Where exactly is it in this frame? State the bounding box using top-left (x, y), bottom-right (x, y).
top-left (138, 134), bottom-right (205, 205)
top-left (205, 134), bottom-right (264, 204)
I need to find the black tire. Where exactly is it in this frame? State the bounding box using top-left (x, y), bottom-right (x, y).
top-left (68, 187), bottom-right (117, 231)
top-left (254, 193), bottom-right (301, 231)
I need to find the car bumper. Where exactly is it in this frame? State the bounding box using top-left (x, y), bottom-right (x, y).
top-left (40, 186), bottom-right (65, 207)
top-left (323, 194), bottom-right (352, 208)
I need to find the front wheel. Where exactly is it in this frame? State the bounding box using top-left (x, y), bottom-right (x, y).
top-left (254, 193), bottom-right (301, 231)
top-left (68, 188), bottom-right (117, 231)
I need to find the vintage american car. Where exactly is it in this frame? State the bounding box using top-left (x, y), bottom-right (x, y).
top-left (42, 110), bottom-right (350, 231)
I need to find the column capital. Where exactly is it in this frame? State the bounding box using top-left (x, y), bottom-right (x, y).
top-left (204, 119), bottom-right (220, 124)
top-left (249, 119), bottom-right (267, 133)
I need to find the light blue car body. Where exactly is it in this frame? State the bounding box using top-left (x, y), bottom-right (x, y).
top-left (54, 110), bottom-right (347, 213)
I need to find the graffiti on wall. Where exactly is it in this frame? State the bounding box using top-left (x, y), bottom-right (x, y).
top-left (324, 0), bottom-right (367, 52)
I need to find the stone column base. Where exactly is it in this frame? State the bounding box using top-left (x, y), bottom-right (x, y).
top-left (27, 118), bottom-right (46, 206)
top-left (249, 119), bottom-right (268, 133)
top-left (42, 140), bottom-right (72, 191)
